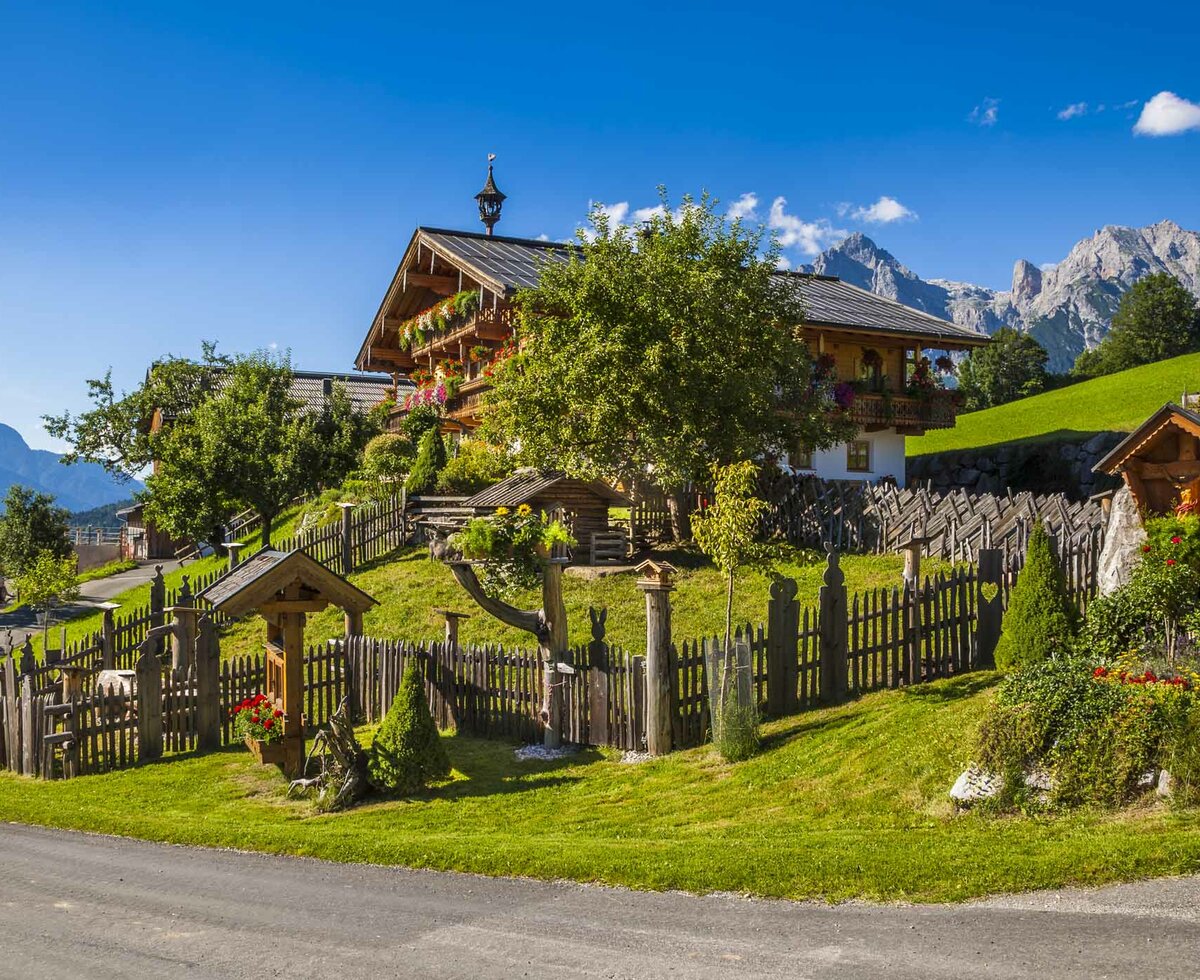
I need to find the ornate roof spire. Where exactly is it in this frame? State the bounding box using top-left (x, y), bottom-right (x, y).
top-left (475, 153), bottom-right (506, 235)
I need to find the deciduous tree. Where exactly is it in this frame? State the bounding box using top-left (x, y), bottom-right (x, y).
top-left (956, 328), bottom-right (1049, 410)
top-left (0, 485), bottom-right (71, 579)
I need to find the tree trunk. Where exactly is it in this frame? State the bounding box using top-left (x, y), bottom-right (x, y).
top-left (666, 488), bottom-right (693, 542)
top-left (723, 568), bottom-right (735, 709)
top-left (261, 510), bottom-right (275, 550)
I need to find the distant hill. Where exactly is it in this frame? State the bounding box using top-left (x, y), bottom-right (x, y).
top-left (805, 220), bottom-right (1200, 372)
top-left (70, 499), bottom-right (137, 527)
top-left (906, 350), bottom-right (1200, 457)
top-left (0, 423), bottom-right (143, 513)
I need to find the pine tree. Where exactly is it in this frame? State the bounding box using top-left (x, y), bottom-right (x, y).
top-left (368, 662), bottom-right (450, 793)
top-left (994, 521), bottom-right (1078, 672)
top-left (405, 426), bottom-right (446, 495)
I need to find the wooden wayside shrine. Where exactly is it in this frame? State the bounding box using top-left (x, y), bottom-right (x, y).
top-left (198, 549), bottom-right (377, 778)
top-left (1093, 402), bottom-right (1200, 514)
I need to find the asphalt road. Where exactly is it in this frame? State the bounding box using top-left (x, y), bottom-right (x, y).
top-left (2, 823), bottom-right (1197, 979)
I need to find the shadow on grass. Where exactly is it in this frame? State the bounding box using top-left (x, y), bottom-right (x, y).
top-left (901, 671), bottom-right (999, 703)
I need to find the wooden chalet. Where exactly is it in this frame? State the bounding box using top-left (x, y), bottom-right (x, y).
top-left (462, 469), bottom-right (632, 565)
top-left (1093, 402), bottom-right (1200, 514)
top-left (356, 163), bottom-right (987, 485)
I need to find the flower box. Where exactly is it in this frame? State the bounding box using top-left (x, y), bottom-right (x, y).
top-left (245, 735), bottom-right (287, 767)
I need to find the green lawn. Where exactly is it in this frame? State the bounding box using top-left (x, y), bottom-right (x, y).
top-left (1, 672), bottom-right (1196, 902)
top-left (908, 351), bottom-right (1200, 457)
top-left (75, 558), bottom-right (139, 584)
top-left (219, 546), bottom-right (944, 658)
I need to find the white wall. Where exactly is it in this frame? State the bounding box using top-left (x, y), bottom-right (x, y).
top-left (784, 428), bottom-right (907, 486)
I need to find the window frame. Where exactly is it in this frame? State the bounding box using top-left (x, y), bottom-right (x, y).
top-left (846, 439), bottom-right (872, 473)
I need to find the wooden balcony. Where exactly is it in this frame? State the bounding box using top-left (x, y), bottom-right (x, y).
top-left (849, 390), bottom-right (958, 432)
top-left (410, 307), bottom-right (512, 361)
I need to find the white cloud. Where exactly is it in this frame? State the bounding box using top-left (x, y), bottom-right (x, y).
top-left (1134, 91), bottom-right (1200, 136)
top-left (632, 204), bottom-right (666, 223)
top-left (968, 97), bottom-right (1000, 127)
top-left (580, 201), bottom-right (630, 240)
top-left (536, 233), bottom-right (550, 241)
top-left (1057, 101), bottom-right (1088, 120)
top-left (767, 197), bottom-right (846, 255)
top-left (775, 255), bottom-right (792, 271)
top-left (848, 195), bottom-right (916, 224)
top-left (1117, 99), bottom-right (1140, 110)
top-left (726, 192), bottom-right (759, 222)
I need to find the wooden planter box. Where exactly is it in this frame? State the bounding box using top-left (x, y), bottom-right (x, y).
top-left (244, 736), bottom-right (287, 767)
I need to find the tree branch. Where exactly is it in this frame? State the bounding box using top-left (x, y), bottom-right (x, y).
top-left (447, 562), bottom-right (545, 638)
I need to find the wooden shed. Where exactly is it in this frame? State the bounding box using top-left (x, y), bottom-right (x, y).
top-left (1093, 402), bottom-right (1200, 515)
top-left (463, 470), bottom-right (632, 564)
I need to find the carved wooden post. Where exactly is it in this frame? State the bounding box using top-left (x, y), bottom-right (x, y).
top-left (899, 536), bottom-right (928, 686)
top-left (587, 607), bottom-right (609, 746)
top-left (149, 565), bottom-right (166, 658)
top-left (3, 653), bottom-right (18, 772)
top-left (339, 502), bottom-right (355, 577)
top-left (19, 676), bottom-right (34, 776)
top-left (18, 637), bottom-right (36, 678)
top-left (818, 548), bottom-right (848, 704)
top-left (766, 577), bottom-right (800, 716)
top-left (168, 577), bottom-right (199, 672)
top-left (637, 560), bottom-right (675, 756)
top-left (136, 644), bottom-right (163, 762)
top-left (435, 609), bottom-right (471, 650)
top-left (195, 616), bottom-right (220, 750)
top-left (98, 602), bottom-right (120, 669)
top-left (976, 547), bottom-right (1003, 669)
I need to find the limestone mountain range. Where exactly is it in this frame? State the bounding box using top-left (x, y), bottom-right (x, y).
top-left (803, 220), bottom-right (1200, 372)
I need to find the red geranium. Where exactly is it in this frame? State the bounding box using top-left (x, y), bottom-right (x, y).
top-left (1142, 545), bottom-right (1152, 553)
top-left (1171, 535), bottom-right (1183, 544)
top-left (1167, 558), bottom-right (1178, 566)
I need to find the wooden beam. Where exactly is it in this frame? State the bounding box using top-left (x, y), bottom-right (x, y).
top-left (258, 598), bottom-right (331, 614)
top-left (1138, 460), bottom-right (1200, 481)
top-left (407, 272), bottom-right (457, 296)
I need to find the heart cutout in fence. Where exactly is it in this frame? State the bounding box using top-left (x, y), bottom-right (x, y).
top-left (979, 582), bottom-right (1000, 604)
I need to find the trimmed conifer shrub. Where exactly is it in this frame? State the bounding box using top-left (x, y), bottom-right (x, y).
top-left (994, 521), bottom-right (1079, 672)
top-left (368, 662), bottom-right (450, 793)
top-left (405, 426), bottom-right (447, 495)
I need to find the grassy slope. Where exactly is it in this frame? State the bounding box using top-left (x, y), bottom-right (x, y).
top-left (2, 672), bottom-right (1197, 902)
top-left (907, 350), bottom-right (1200, 457)
top-left (219, 547), bottom-right (944, 658)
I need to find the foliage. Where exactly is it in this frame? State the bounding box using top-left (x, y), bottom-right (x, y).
top-left (994, 522), bottom-right (1078, 672)
top-left (436, 440), bottom-right (514, 494)
top-left (1072, 273), bottom-right (1200, 378)
top-left (956, 327), bottom-right (1049, 411)
top-left (43, 341), bottom-right (230, 481)
top-left (1144, 514), bottom-right (1200, 572)
top-left (397, 289), bottom-right (480, 348)
top-left (0, 485), bottom-right (71, 578)
top-left (405, 426), bottom-right (447, 495)
top-left (309, 382), bottom-right (384, 488)
top-left (233, 694), bottom-right (285, 744)
top-left (909, 350), bottom-right (1200, 458)
top-left (977, 654), bottom-right (1200, 809)
top-left (362, 433), bottom-right (414, 490)
top-left (483, 190), bottom-right (857, 490)
top-left (368, 663), bottom-right (450, 793)
top-left (453, 505), bottom-right (575, 598)
top-left (15, 552), bottom-right (81, 644)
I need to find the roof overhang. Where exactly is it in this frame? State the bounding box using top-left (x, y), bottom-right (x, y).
top-left (198, 548), bottom-right (378, 618)
top-left (1093, 402), bottom-right (1200, 475)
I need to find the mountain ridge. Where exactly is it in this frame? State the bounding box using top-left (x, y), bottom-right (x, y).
top-left (0, 423), bottom-right (142, 515)
top-left (804, 220), bottom-right (1200, 371)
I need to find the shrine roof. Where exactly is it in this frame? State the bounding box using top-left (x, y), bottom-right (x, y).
top-left (198, 548), bottom-right (377, 618)
top-left (1094, 402), bottom-right (1200, 474)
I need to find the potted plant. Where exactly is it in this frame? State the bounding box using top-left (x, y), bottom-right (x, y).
top-left (233, 693), bottom-right (286, 766)
top-left (452, 504), bottom-right (575, 597)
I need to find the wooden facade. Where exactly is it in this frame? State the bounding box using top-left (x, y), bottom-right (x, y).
top-left (1094, 402), bottom-right (1200, 514)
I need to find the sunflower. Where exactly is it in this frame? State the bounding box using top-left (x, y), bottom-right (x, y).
top-left (495, 506), bottom-right (510, 516)
top-left (516, 503), bottom-right (532, 516)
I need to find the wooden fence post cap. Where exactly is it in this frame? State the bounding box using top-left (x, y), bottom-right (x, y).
top-left (96, 601), bottom-right (121, 612)
top-left (636, 559), bottom-right (676, 590)
top-left (433, 609), bottom-right (471, 621)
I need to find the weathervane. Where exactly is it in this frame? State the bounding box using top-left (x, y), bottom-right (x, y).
top-left (475, 153), bottom-right (506, 235)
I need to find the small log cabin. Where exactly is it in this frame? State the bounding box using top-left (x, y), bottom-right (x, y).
top-left (356, 166), bottom-right (987, 486)
top-left (1093, 402), bottom-right (1200, 514)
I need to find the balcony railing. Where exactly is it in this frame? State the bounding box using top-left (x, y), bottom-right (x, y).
top-left (409, 307), bottom-right (512, 361)
top-left (849, 390), bottom-right (958, 430)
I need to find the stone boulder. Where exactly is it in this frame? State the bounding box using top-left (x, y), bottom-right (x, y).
top-left (1097, 485), bottom-right (1146, 595)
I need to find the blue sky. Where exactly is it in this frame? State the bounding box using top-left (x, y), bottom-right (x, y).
top-left (2, 0), bottom-right (1199, 450)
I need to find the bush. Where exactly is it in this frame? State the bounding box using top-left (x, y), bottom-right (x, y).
top-left (368, 663), bottom-right (450, 793)
top-left (362, 433), bottom-right (414, 487)
top-left (436, 440), bottom-right (513, 494)
top-left (1144, 514), bottom-right (1200, 572)
top-left (713, 699), bottom-right (760, 762)
top-left (405, 427), bottom-right (447, 495)
top-left (994, 522), bottom-right (1078, 672)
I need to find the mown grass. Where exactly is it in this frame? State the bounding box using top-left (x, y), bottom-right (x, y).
top-left (219, 546), bottom-right (948, 658)
top-left (2, 672), bottom-right (1197, 902)
top-left (75, 558), bottom-right (139, 584)
top-left (907, 350), bottom-right (1200, 457)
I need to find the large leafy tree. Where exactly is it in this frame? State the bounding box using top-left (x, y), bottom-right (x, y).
top-left (483, 192), bottom-right (854, 535)
top-left (956, 328), bottom-right (1049, 410)
top-left (1073, 273), bottom-right (1200, 378)
top-left (0, 485), bottom-right (72, 579)
top-left (48, 347), bottom-right (379, 549)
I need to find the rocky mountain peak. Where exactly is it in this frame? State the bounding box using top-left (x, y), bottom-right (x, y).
top-left (1010, 259), bottom-right (1043, 307)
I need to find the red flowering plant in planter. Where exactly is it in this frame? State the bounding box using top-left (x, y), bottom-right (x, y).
top-left (233, 694), bottom-right (285, 744)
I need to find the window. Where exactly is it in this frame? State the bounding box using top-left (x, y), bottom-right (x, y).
top-left (846, 440), bottom-right (871, 473)
top-left (904, 348), bottom-right (919, 384)
top-left (788, 440), bottom-right (813, 470)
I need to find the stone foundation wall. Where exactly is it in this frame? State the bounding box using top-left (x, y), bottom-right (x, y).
top-left (907, 432), bottom-right (1125, 501)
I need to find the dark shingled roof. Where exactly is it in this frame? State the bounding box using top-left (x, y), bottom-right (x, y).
top-left (198, 549), bottom-right (290, 608)
top-left (463, 470), bottom-right (631, 509)
top-left (215, 369), bottom-right (398, 414)
top-left (409, 228), bottom-right (984, 345)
